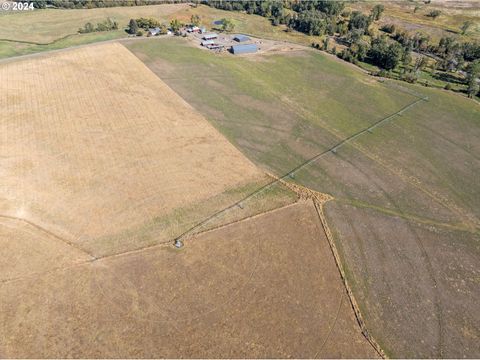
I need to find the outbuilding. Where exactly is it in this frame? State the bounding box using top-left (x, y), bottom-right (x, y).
top-left (148, 27), bottom-right (161, 36)
top-left (201, 40), bottom-right (216, 47)
top-left (203, 33), bottom-right (218, 40)
top-left (231, 43), bottom-right (258, 55)
top-left (233, 34), bottom-right (250, 42)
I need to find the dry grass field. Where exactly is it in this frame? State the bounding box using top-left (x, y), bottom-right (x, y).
top-left (0, 42), bottom-right (291, 258)
top-left (0, 201), bottom-right (378, 358)
top-left (0, 4), bottom-right (188, 43)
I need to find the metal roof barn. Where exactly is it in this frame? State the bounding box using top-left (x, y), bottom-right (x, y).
top-left (233, 34), bottom-right (250, 42)
top-left (203, 33), bottom-right (218, 40)
top-left (231, 44), bottom-right (258, 55)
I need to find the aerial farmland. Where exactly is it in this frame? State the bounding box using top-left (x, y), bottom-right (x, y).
top-left (0, 0), bottom-right (479, 358)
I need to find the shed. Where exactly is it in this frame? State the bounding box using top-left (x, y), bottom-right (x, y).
top-left (207, 44), bottom-right (224, 50)
top-left (203, 33), bottom-right (218, 40)
top-left (231, 43), bottom-right (258, 55)
top-left (233, 34), bottom-right (250, 42)
top-left (201, 40), bottom-right (216, 46)
top-left (148, 27), bottom-right (161, 36)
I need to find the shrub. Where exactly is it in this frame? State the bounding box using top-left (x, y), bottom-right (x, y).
top-left (427, 10), bottom-right (441, 19)
top-left (381, 24), bottom-right (396, 34)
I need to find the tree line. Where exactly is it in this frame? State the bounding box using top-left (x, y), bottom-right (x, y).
top-left (31, 0), bottom-right (186, 9)
top-left (78, 18), bottom-right (118, 33)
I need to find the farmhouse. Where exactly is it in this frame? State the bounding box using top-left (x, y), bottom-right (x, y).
top-left (233, 34), bottom-right (250, 42)
top-left (203, 32), bottom-right (218, 40)
top-left (231, 43), bottom-right (258, 55)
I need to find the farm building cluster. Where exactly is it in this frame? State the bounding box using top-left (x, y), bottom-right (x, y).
top-left (197, 32), bottom-right (258, 54)
top-left (142, 21), bottom-right (266, 55)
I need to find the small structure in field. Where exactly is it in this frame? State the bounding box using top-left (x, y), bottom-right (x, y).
top-left (233, 34), bottom-right (250, 42)
top-left (148, 27), bottom-right (161, 36)
top-left (231, 43), bottom-right (258, 55)
top-left (203, 33), bottom-right (218, 40)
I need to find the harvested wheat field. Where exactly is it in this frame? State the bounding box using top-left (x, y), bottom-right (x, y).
top-left (0, 42), bottom-right (269, 258)
top-left (0, 201), bottom-right (378, 358)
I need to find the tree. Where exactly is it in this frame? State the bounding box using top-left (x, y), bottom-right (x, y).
top-left (136, 17), bottom-right (162, 30)
top-left (79, 22), bottom-right (95, 33)
top-left (414, 55), bottom-right (428, 72)
top-left (316, 1), bottom-right (345, 16)
top-left (348, 11), bottom-right (371, 32)
top-left (403, 51), bottom-right (412, 66)
top-left (461, 21), bottom-right (473, 35)
top-left (291, 10), bottom-right (327, 36)
top-left (427, 10), bottom-right (441, 19)
top-left (190, 14), bottom-right (201, 27)
top-left (381, 24), bottom-right (396, 34)
top-left (371, 4), bottom-right (385, 21)
top-left (220, 18), bottom-right (235, 32)
top-left (322, 37), bottom-right (329, 51)
top-left (467, 78), bottom-right (479, 98)
top-left (32, 0), bottom-right (47, 8)
top-left (466, 60), bottom-right (480, 98)
top-left (128, 19), bottom-right (138, 35)
top-left (369, 37), bottom-right (404, 70)
top-left (170, 18), bottom-right (182, 33)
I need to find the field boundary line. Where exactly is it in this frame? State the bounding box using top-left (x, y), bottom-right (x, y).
top-left (0, 214), bottom-right (95, 259)
top-left (312, 199), bottom-right (387, 359)
top-left (263, 175), bottom-right (386, 358)
top-left (0, 33), bottom-right (77, 46)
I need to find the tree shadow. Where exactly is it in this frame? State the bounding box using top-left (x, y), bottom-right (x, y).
top-left (432, 71), bottom-right (465, 85)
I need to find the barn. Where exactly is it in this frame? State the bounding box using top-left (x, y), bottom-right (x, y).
top-left (233, 34), bottom-right (250, 42)
top-left (231, 44), bottom-right (258, 55)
